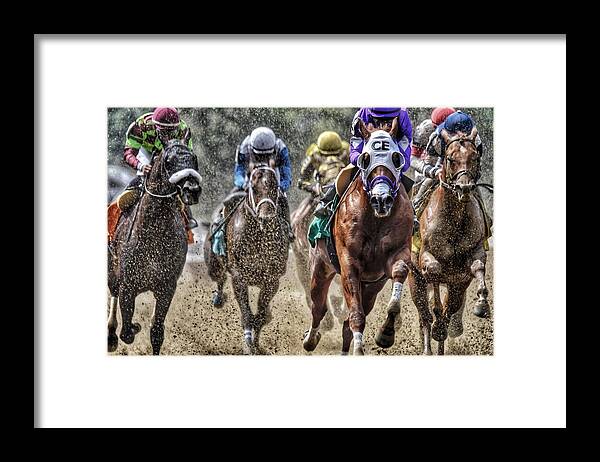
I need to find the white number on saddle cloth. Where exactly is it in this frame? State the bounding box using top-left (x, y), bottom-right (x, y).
top-left (359, 130), bottom-right (405, 186)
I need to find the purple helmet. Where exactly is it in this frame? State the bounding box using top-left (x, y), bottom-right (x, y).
top-left (368, 107), bottom-right (404, 119)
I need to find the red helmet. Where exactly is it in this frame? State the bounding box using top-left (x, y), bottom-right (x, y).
top-left (152, 107), bottom-right (180, 128)
top-left (431, 107), bottom-right (456, 126)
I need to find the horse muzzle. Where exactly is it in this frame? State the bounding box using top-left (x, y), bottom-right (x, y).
top-left (370, 193), bottom-right (394, 218)
top-left (179, 179), bottom-right (201, 205)
top-left (456, 182), bottom-right (476, 202)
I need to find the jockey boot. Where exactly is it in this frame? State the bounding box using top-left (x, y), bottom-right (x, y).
top-left (412, 202), bottom-right (420, 235)
top-left (184, 204), bottom-right (198, 230)
top-left (313, 186), bottom-right (337, 219)
top-left (279, 193), bottom-right (295, 242)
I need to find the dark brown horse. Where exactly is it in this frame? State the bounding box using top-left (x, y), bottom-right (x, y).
top-left (302, 130), bottom-right (413, 355)
top-left (402, 126), bottom-right (490, 355)
top-left (107, 140), bottom-right (201, 355)
top-left (204, 158), bottom-right (289, 354)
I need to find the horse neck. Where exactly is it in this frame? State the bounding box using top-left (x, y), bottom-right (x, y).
top-left (137, 191), bottom-right (180, 236)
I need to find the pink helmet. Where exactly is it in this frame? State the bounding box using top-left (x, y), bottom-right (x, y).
top-left (152, 107), bottom-right (180, 128)
top-left (431, 107), bottom-right (456, 126)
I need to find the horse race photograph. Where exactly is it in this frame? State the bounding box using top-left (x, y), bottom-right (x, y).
top-left (106, 107), bottom-right (494, 356)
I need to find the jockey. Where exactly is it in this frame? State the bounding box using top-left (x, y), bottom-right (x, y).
top-left (120, 107), bottom-right (198, 229)
top-left (297, 131), bottom-right (349, 196)
top-left (313, 107), bottom-right (414, 224)
top-left (410, 107), bottom-right (456, 206)
top-left (221, 126), bottom-right (294, 241)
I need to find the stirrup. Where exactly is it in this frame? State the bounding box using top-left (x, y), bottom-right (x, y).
top-left (313, 202), bottom-right (331, 218)
top-left (186, 218), bottom-right (198, 230)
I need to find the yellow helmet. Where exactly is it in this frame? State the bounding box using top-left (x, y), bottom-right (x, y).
top-left (316, 131), bottom-right (343, 155)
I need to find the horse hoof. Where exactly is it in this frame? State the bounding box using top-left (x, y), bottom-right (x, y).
top-left (107, 334), bottom-right (118, 352)
top-left (473, 302), bottom-right (490, 318)
top-left (353, 346), bottom-right (364, 356)
top-left (321, 310), bottom-right (334, 331)
top-left (448, 320), bottom-right (464, 338)
top-left (212, 292), bottom-right (224, 307)
top-left (120, 325), bottom-right (140, 345)
top-left (375, 328), bottom-right (395, 349)
top-left (302, 330), bottom-right (321, 352)
top-left (431, 320), bottom-right (447, 342)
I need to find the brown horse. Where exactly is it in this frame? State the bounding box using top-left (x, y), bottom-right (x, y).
top-left (204, 158), bottom-right (289, 354)
top-left (291, 190), bottom-right (347, 333)
top-left (107, 140), bottom-right (201, 355)
top-left (402, 126), bottom-right (490, 355)
top-left (302, 130), bottom-right (413, 355)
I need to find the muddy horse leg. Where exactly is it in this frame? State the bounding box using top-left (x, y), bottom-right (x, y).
top-left (448, 281), bottom-right (470, 338)
top-left (107, 296), bottom-right (119, 352)
top-left (303, 255), bottom-right (335, 352)
top-left (341, 320), bottom-right (352, 355)
top-left (204, 235), bottom-right (227, 307)
top-left (253, 282), bottom-right (279, 354)
top-left (118, 288), bottom-right (141, 345)
top-left (150, 283), bottom-right (177, 355)
top-left (409, 269), bottom-right (432, 355)
top-left (231, 274), bottom-right (255, 355)
top-left (375, 258), bottom-right (410, 348)
top-left (470, 249), bottom-right (490, 318)
top-left (444, 281), bottom-right (470, 354)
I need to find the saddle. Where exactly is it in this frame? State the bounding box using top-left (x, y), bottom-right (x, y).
top-left (107, 195), bottom-right (194, 245)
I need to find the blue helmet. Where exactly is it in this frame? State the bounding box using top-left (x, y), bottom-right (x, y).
top-left (443, 111), bottom-right (474, 134)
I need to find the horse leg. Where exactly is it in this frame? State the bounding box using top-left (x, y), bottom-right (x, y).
top-left (340, 266), bottom-right (365, 356)
top-left (375, 259), bottom-right (410, 348)
top-left (430, 281), bottom-right (448, 349)
top-left (253, 282), bottom-right (279, 354)
top-left (444, 281), bottom-right (471, 354)
top-left (303, 256), bottom-right (335, 352)
top-left (448, 281), bottom-right (470, 338)
top-left (470, 250), bottom-right (490, 318)
top-left (204, 235), bottom-right (227, 307)
top-left (118, 288), bottom-right (141, 345)
top-left (409, 270), bottom-right (432, 355)
top-left (341, 320), bottom-right (352, 355)
top-left (231, 274), bottom-right (254, 355)
top-left (107, 296), bottom-right (119, 352)
top-left (150, 283), bottom-right (177, 355)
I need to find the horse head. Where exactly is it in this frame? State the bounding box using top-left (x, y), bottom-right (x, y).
top-left (357, 130), bottom-right (405, 217)
top-left (147, 139), bottom-right (202, 205)
top-left (247, 155), bottom-right (280, 220)
top-left (440, 126), bottom-right (480, 203)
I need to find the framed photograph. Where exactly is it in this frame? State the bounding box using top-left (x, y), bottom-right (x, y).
top-left (36, 35), bottom-right (565, 428)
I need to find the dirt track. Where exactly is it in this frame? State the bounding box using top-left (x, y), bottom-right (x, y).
top-left (108, 233), bottom-right (493, 356)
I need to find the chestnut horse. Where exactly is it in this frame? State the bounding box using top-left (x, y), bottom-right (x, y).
top-left (204, 157), bottom-right (289, 354)
top-left (396, 126), bottom-right (490, 355)
top-left (107, 140), bottom-right (201, 354)
top-left (302, 130), bottom-right (412, 355)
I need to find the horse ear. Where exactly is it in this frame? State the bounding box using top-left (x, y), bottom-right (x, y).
top-left (440, 128), bottom-right (451, 144)
top-left (249, 159), bottom-right (255, 172)
top-left (389, 117), bottom-right (399, 138)
top-left (359, 119), bottom-right (371, 140)
top-left (469, 126), bottom-right (478, 141)
top-left (269, 157), bottom-right (276, 169)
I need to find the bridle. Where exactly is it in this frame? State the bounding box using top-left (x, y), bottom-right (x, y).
top-left (245, 165), bottom-right (280, 217)
top-left (439, 137), bottom-right (481, 194)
